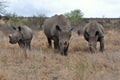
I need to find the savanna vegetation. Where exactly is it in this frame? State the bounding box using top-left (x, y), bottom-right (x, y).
top-left (0, 26), bottom-right (119, 80)
top-left (0, 2), bottom-right (119, 79)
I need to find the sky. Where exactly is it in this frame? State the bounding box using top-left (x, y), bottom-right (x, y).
top-left (5, 0), bottom-right (120, 18)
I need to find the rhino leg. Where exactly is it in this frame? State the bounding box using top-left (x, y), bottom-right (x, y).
top-left (47, 37), bottom-right (52, 48)
top-left (54, 38), bottom-right (59, 50)
top-left (18, 40), bottom-right (25, 49)
top-left (24, 40), bottom-right (31, 50)
top-left (99, 37), bottom-right (104, 52)
top-left (63, 46), bottom-right (68, 56)
top-left (29, 40), bottom-right (31, 50)
top-left (25, 40), bottom-right (31, 50)
top-left (18, 40), bottom-right (31, 50)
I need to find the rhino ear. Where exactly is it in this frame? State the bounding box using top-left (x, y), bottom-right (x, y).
top-left (84, 30), bottom-right (89, 38)
top-left (84, 30), bottom-right (89, 41)
top-left (95, 31), bottom-right (99, 36)
top-left (56, 25), bottom-right (61, 32)
top-left (12, 26), bottom-right (16, 30)
top-left (18, 26), bottom-right (21, 31)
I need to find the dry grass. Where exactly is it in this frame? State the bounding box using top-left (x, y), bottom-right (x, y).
top-left (0, 29), bottom-right (119, 80)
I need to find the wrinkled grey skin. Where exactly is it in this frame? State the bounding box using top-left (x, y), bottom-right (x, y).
top-left (83, 21), bottom-right (104, 53)
top-left (9, 25), bottom-right (33, 50)
top-left (43, 14), bottom-right (73, 56)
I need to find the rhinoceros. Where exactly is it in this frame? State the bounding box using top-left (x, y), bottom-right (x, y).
top-left (9, 25), bottom-right (33, 50)
top-left (43, 14), bottom-right (73, 56)
top-left (83, 21), bottom-right (104, 53)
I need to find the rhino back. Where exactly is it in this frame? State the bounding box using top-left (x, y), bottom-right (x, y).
top-left (21, 25), bottom-right (33, 40)
top-left (43, 16), bottom-right (57, 38)
top-left (43, 15), bottom-right (70, 38)
top-left (84, 22), bottom-right (104, 37)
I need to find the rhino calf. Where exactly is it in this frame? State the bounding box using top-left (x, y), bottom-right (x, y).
top-left (83, 21), bottom-right (104, 53)
top-left (9, 25), bottom-right (33, 50)
top-left (43, 14), bottom-right (73, 56)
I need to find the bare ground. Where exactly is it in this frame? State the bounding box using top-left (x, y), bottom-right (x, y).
top-left (0, 29), bottom-right (119, 80)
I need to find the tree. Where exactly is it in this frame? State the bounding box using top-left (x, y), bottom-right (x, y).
top-left (5, 13), bottom-right (20, 23)
top-left (33, 13), bottom-right (46, 29)
top-left (0, 0), bottom-right (7, 15)
top-left (64, 9), bottom-right (83, 26)
top-left (5, 13), bottom-right (30, 25)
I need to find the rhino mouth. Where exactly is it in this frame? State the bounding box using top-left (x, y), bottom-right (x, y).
top-left (60, 47), bottom-right (68, 56)
top-left (9, 40), bottom-right (17, 44)
top-left (89, 46), bottom-right (96, 53)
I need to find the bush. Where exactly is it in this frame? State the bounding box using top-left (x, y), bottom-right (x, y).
top-left (5, 13), bottom-right (29, 25)
top-left (64, 9), bottom-right (84, 26)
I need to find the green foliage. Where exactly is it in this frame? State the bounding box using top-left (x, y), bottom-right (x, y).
top-left (5, 13), bottom-right (20, 23)
top-left (33, 13), bottom-right (46, 28)
top-left (20, 19), bottom-right (30, 25)
top-left (64, 9), bottom-right (84, 26)
top-left (4, 13), bottom-right (46, 30)
top-left (5, 13), bottom-right (29, 25)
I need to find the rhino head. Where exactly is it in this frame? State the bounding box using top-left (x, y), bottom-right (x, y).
top-left (84, 30), bottom-right (99, 53)
top-left (56, 25), bottom-right (73, 56)
top-left (9, 26), bottom-right (22, 44)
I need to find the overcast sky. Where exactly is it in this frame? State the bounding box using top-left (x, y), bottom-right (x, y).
top-left (5, 0), bottom-right (120, 18)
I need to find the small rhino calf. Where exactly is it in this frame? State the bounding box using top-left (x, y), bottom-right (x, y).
top-left (9, 25), bottom-right (33, 50)
top-left (83, 21), bottom-right (104, 53)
